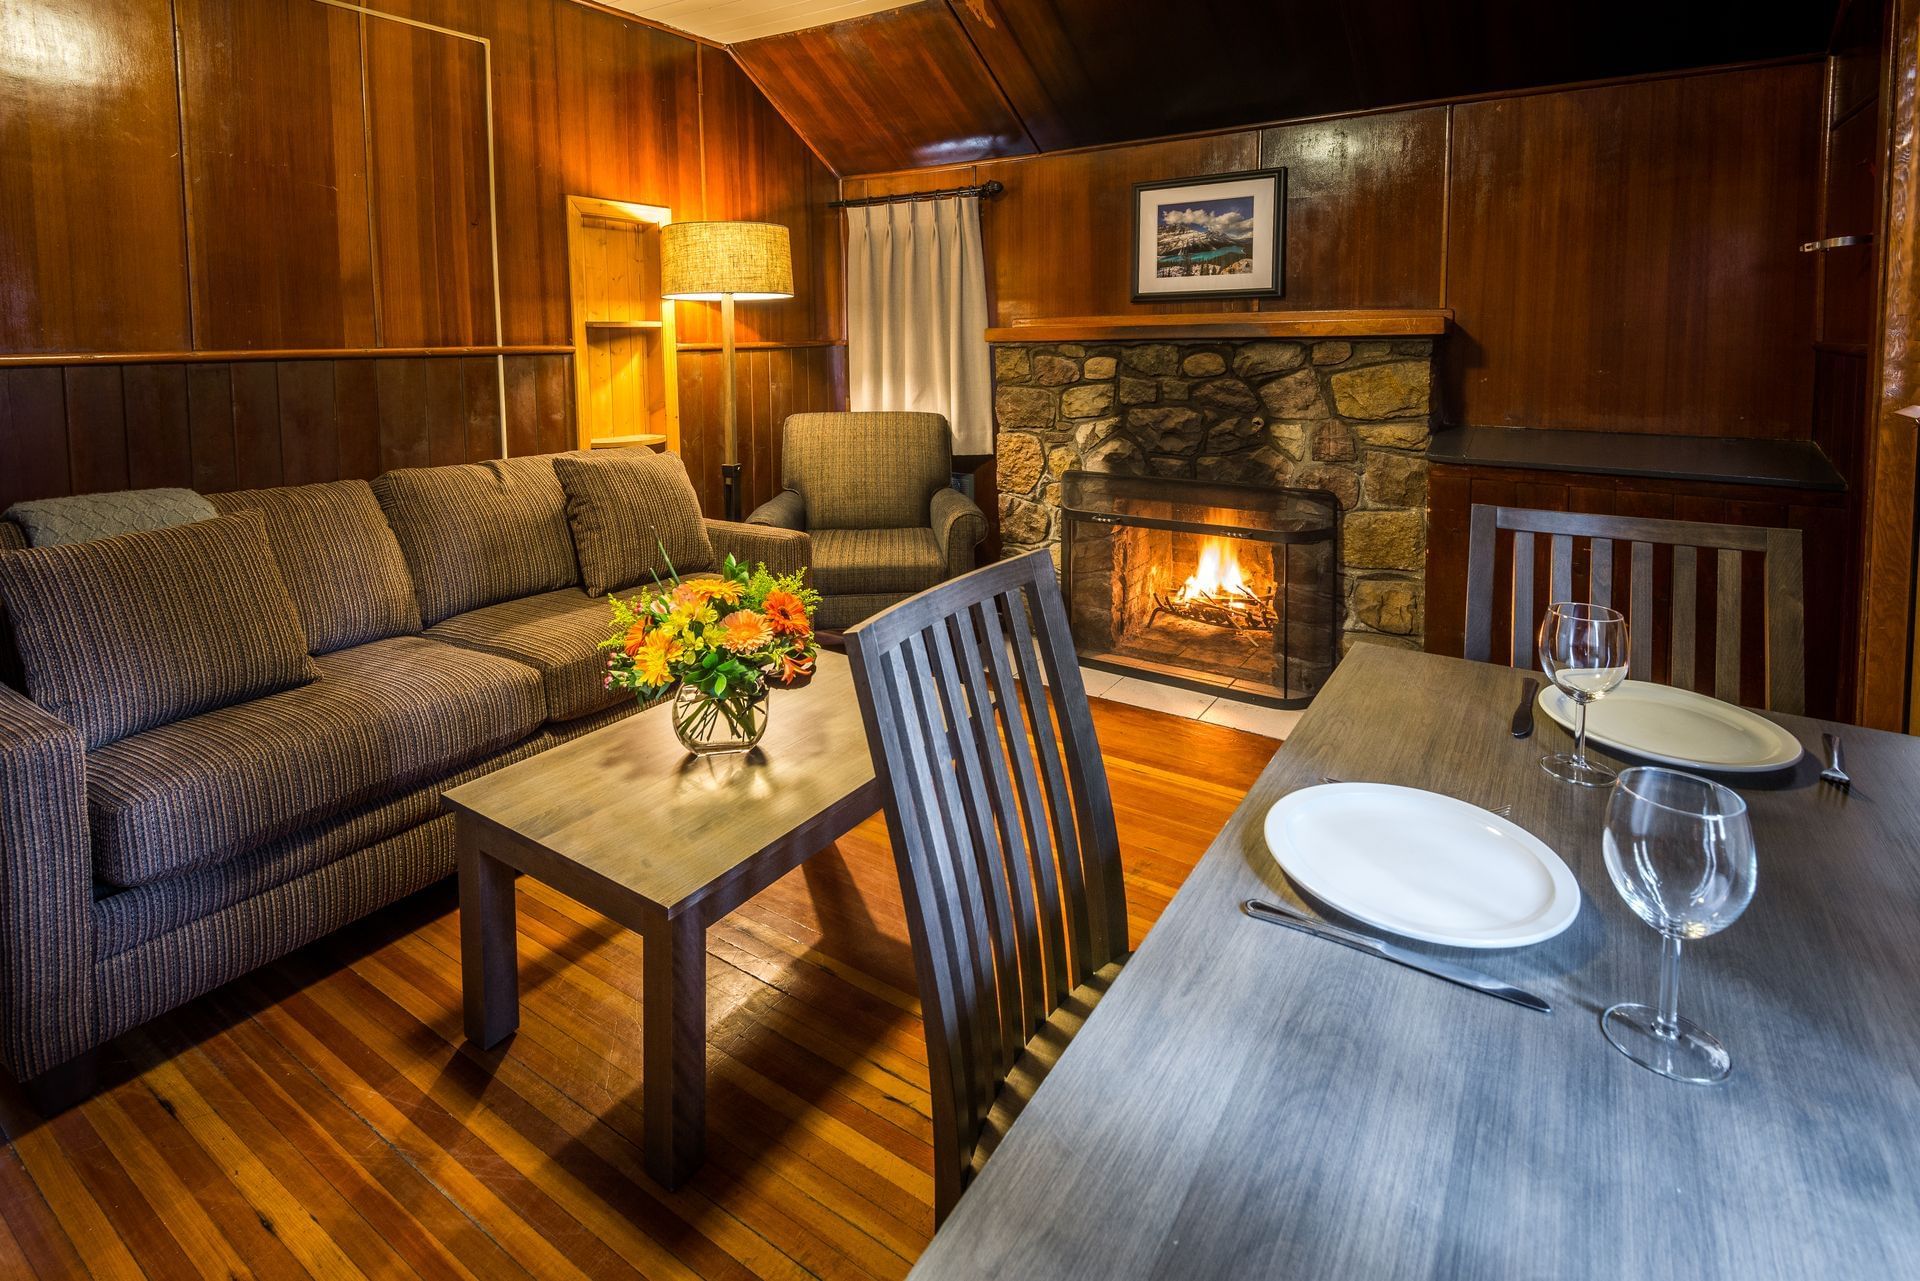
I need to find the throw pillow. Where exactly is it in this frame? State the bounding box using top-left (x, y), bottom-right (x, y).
top-left (6, 488), bottom-right (217, 548)
top-left (0, 511), bottom-right (319, 749)
top-left (552, 449), bottom-right (715, 597)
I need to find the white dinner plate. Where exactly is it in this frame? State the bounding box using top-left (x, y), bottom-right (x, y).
top-left (1536, 679), bottom-right (1803, 773)
top-left (1262, 783), bottom-right (1581, 949)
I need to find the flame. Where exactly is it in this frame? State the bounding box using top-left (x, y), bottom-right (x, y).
top-left (1176, 538), bottom-right (1254, 604)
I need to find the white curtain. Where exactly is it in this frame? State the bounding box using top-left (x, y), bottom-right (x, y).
top-left (845, 196), bottom-right (993, 455)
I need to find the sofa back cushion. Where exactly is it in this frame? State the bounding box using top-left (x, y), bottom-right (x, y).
top-left (373, 454), bottom-right (583, 626)
top-left (0, 512), bottom-right (319, 749)
top-left (208, 481), bottom-right (423, 654)
top-left (781, 411), bottom-right (952, 529)
top-left (4, 488), bottom-right (217, 548)
top-left (552, 449), bottom-right (714, 596)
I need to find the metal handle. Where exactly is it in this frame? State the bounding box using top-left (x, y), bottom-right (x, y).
top-left (1798, 234), bottom-right (1874, 252)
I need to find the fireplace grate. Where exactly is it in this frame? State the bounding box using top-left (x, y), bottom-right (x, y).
top-left (1057, 472), bottom-right (1340, 708)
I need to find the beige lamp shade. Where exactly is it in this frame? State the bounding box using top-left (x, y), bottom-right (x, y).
top-left (659, 221), bottom-right (794, 300)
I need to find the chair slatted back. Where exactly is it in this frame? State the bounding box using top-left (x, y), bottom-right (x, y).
top-left (1464, 505), bottom-right (1805, 714)
top-left (843, 549), bottom-right (1127, 1222)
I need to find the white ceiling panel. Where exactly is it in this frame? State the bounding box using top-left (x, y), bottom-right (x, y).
top-left (599, 0), bottom-right (917, 45)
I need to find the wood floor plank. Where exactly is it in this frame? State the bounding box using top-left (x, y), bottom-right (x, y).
top-left (0, 705), bottom-right (1275, 1278)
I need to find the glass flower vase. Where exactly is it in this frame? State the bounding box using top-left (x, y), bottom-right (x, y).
top-left (671, 682), bottom-right (769, 756)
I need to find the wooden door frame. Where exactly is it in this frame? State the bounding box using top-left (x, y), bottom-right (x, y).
top-left (1857, 0), bottom-right (1920, 730)
top-left (563, 195), bottom-right (680, 452)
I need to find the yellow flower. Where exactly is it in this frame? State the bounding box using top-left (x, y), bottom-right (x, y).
top-left (718, 610), bottom-right (772, 653)
top-left (633, 630), bottom-right (684, 686)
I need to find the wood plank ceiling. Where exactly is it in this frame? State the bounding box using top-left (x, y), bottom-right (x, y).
top-left (729, 0), bottom-right (1842, 174)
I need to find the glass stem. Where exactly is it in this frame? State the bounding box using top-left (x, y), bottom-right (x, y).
top-left (1654, 933), bottom-right (1683, 1040)
top-left (1572, 696), bottom-right (1590, 767)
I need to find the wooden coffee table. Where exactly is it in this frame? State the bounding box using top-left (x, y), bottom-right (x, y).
top-left (442, 651), bottom-right (881, 1187)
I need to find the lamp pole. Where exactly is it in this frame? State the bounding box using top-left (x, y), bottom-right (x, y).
top-left (720, 292), bottom-right (742, 521)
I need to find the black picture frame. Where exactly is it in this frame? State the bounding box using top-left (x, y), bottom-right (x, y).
top-left (1130, 168), bottom-right (1286, 303)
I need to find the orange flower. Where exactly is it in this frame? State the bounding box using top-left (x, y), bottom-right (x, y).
top-left (621, 621), bottom-right (650, 657)
top-left (774, 650), bottom-right (814, 685)
top-left (670, 581), bottom-right (706, 610)
top-left (698, 577), bottom-right (746, 605)
top-left (763, 589), bottom-right (810, 637)
top-left (718, 609), bottom-right (772, 653)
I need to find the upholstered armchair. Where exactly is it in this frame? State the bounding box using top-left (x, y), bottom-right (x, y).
top-left (748, 411), bottom-right (987, 630)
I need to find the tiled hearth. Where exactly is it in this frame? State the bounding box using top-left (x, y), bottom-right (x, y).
top-left (993, 335), bottom-right (1435, 696)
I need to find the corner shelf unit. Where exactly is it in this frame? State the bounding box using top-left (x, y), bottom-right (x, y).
top-left (565, 196), bottom-right (680, 452)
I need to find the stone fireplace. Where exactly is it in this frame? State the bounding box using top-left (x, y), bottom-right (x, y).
top-left (993, 336), bottom-right (1432, 674)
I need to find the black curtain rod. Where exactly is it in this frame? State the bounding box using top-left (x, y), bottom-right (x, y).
top-left (829, 180), bottom-right (1004, 209)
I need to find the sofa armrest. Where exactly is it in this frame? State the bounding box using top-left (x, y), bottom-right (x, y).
top-left (704, 519), bottom-right (812, 580)
top-left (930, 487), bottom-right (988, 580)
top-left (746, 489), bottom-right (807, 531)
top-left (0, 684), bottom-right (96, 1080)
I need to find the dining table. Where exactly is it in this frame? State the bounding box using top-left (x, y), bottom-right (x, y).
top-left (906, 644), bottom-right (1920, 1279)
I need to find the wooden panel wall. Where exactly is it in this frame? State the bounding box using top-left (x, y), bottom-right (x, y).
top-left (1446, 64), bottom-right (1821, 438)
top-left (0, 0), bottom-right (191, 353)
top-left (847, 63), bottom-right (1823, 441)
top-left (0, 356), bottom-right (570, 510)
top-left (1, 0), bottom-right (845, 513)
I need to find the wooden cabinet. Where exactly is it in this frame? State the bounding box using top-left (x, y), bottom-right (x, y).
top-left (565, 197), bottom-right (680, 451)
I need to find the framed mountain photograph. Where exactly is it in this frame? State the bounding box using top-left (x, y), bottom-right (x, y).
top-left (1132, 169), bottom-right (1286, 302)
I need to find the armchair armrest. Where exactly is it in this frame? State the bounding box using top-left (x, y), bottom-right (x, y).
top-left (746, 489), bottom-right (806, 531)
top-left (930, 487), bottom-right (988, 581)
top-left (704, 519), bottom-right (812, 580)
top-left (0, 684), bottom-right (96, 1080)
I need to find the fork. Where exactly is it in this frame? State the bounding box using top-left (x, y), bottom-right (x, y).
top-left (1319, 775), bottom-right (1513, 819)
top-left (1820, 733), bottom-right (1852, 792)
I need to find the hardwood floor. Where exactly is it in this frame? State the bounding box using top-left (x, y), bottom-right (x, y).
top-left (0, 699), bottom-right (1277, 1280)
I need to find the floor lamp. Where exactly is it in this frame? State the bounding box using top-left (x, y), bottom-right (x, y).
top-left (659, 221), bottom-right (794, 520)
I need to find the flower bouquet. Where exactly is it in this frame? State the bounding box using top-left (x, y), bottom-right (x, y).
top-left (601, 553), bottom-right (820, 755)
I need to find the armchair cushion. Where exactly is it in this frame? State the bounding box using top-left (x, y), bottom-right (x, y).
top-left (782, 412), bottom-right (952, 529)
top-left (0, 512), bottom-right (319, 751)
top-left (811, 528), bottom-right (944, 596)
top-left (552, 449), bottom-right (714, 596)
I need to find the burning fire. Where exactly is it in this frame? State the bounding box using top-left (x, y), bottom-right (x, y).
top-left (1157, 536), bottom-right (1277, 631)
top-left (1176, 538), bottom-right (1255, 605)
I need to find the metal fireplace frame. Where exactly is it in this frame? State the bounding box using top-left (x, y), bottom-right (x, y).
top-left (1057, 472), bottom-right (1341, 709)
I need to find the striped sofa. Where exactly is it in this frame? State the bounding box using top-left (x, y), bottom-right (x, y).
top-left (0, 450), bottom-right (808, 1101)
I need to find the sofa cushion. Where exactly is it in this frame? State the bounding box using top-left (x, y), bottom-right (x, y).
top-left (208, 480), bottom-right (423, 654)
top-left (4, 488), bottom-right (216, 548)
top-left (811, 527), bottom-right (945, 596)
top-left (0, 512), bottom-right (318, 750)
top-left (373, 453), bottom-right (584, 626)
top-left (87, 635), bottom-right (544, 888)
top-left (553, 449), bottom-right (714, 596)
top-left (425, 581), bottom-right (708, 722)
top-left (782, 411), bottom-right (951, 529)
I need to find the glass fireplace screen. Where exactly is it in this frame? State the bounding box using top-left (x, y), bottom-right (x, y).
top-left (1058, 472), bottom-right (1339, 707)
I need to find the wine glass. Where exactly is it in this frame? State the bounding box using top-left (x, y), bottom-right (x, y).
top-left (1600, 767), bottom-right (1757, 1084)
top-left (1538, 601), bottom-right (1629, 787)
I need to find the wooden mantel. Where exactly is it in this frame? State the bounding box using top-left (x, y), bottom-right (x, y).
top-left (984, 308), bottom-right (1453, 343)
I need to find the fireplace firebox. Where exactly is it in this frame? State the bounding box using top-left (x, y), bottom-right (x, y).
top-left (1059, 472), bottom-right (1339, 708)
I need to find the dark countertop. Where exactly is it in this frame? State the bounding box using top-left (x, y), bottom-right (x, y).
top-left (1428, 425), bottom-right (1846, 492)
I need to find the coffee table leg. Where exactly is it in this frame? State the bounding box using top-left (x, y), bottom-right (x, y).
top-left (644, 912), bottom-right (707, 1187)
top-left (459, 824), bottom-right (519, 1048)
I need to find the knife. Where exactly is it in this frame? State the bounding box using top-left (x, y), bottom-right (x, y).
top-left (1242, 899), bottom-right (1553, 1014)
top-left (1510, 677), bottom-right (1539, 739)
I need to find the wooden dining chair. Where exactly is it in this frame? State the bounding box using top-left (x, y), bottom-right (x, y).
top-left (1464, 505), bottom-right (1806, 713)
top-left (842, 548), bottom-right (1128, 1224)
